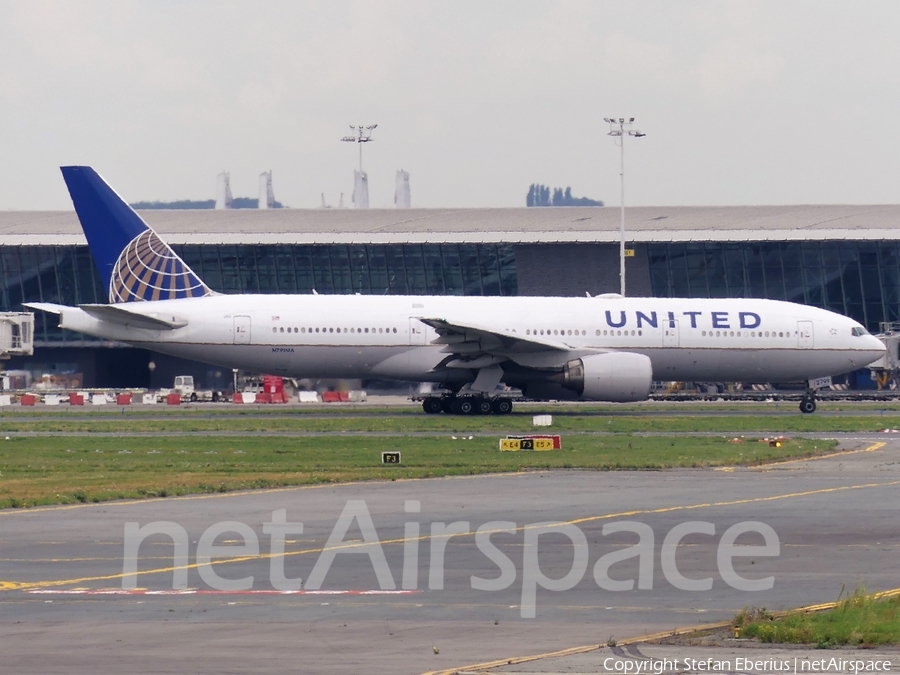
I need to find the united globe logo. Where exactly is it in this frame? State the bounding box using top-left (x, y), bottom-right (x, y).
top-left (109, 230), bottom-right (212, 303)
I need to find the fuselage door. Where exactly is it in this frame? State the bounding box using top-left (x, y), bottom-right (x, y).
top-left (797, 320), bottom-right (814, 349)
top-left (663, 318), bottom-right (679, 348)
top-left (409, 318), bottom-right (427, 346)
top-left (233, 315), bottom-right (251, 345)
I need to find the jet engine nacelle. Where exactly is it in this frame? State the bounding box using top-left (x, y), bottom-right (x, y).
top-left (562, 352), bottom-right (652, 402)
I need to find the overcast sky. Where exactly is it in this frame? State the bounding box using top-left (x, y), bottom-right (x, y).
top-left (1, 1), bottom-right (898, 210)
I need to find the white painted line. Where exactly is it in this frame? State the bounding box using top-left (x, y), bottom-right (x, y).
top-left (25, 588), bottom-right (420, 596)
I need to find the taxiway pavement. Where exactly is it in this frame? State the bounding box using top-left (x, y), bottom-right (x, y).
top-left (0, 438), bottom-right (898, 674)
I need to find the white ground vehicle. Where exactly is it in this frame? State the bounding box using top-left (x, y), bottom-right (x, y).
top-left (157, 375), bottom-right (225, 403)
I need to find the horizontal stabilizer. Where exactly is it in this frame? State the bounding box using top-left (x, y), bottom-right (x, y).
top-left (79, 304), bottom-right (187, 330)
top-left (22, 302), bottom-right (66, 315)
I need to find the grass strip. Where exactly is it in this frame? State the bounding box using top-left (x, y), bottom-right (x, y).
top-left (737, 589), bottom-right (900, 647)
top-left (0, 414), bottom-right (897, 434)
top-left (0, 434), bottom-right (833, 508)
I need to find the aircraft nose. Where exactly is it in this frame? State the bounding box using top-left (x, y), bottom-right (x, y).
top-left (867, 335), bottom-right (887, 353)
top-left (857, 335), bottom-right (887, 367)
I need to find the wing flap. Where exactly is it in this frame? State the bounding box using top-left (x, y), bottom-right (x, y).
top-left (416, 316), bottom-right (575, 372)
top-left (416, 316), bottom-right (614, 371)
top-left (418, 317), bottom-right (570, 353)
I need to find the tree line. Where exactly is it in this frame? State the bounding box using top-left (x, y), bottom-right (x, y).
top-left (526, 184), bottom-right (603, 207)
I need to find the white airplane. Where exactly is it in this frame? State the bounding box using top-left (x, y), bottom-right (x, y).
top-left (27, 167), bottom-right (885, 415)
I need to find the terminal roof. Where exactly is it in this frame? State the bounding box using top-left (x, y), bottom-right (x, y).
top-left (0, 205), bottom-right (899, 246)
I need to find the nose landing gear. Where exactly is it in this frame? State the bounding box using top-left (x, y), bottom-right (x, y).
top-left (799, 392), bottom-right (817, 414)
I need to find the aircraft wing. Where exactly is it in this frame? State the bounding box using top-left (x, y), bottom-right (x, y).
top-left (418, 316), bottom-right (580, 369)
top-left (78, 304), bottom-right (188, 330)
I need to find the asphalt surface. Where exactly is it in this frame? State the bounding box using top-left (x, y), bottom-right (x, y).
top-left (490, 643), bottom-right (900, 675)
top-left (1, 438), bottom-right (898, 674)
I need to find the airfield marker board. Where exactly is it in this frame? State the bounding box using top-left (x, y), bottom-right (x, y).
top-left (500, 436), bottom-right (559, 452)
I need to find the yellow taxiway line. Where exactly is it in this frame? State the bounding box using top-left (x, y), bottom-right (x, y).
top-left (714, 440), bottom-right (888, 472)
top-left (753, 440), bottom-right (887, 468)
top-left (0, 471), bottom-right (532, 517)
top-left (2, 477), bottom-right (898, 592)
top-left (0, 441), bottom-right (887, 517)
top-left (420, 586), bottom-right (900, 675)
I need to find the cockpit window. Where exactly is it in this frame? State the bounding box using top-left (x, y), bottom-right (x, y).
top-left (851, 327), bottom-right (869, 337)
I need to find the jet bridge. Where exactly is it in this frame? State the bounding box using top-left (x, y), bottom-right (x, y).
top-left (867, 321), bottom-right (900, 390)
top-left (0, 312), bottom-right (34, 360)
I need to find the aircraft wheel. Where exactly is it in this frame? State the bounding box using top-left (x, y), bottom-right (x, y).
top-left (475, 398), bottom-right (493, 415)
top-left (492, 399), bottom-right (513, 415)
top-left (422, 397), bottom-right (443, 414)
top-left (799, 398), bottom-right (817, 414)
top-left (455, 398), bottom-right (475, 415)
top-left (441, 397), bottom-right (456, 414)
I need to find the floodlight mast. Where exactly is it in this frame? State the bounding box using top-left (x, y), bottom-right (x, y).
top-left (341, 124), bottom-right (378, 172)
top-left (603, 117), bottom-right (646, 296)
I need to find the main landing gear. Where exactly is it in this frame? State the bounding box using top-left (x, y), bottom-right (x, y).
top-left (799, 391), bottom-right (817, 414)
top-left (422, 395), bottom-right (513, 415)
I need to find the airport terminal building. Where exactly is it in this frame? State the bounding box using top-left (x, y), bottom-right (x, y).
top-left (2, 205), bottom-right (899, 388)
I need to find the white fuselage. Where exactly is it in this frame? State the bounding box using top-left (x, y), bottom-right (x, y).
top-left (51, 294), bottom-right (885, 385)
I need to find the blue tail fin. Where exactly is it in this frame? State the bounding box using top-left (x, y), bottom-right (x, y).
top-left (61, 166), bottom-right (214, 303)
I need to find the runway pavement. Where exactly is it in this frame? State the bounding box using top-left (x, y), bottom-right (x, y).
top-left (0, 438), bottom-right (898, 674)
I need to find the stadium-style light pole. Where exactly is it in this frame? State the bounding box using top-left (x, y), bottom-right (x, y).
top-left (341, 124), bottom-right (378, 171)
top-left (604, 117), bottom-right (645, 296)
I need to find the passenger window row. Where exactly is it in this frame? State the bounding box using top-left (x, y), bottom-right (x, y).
top-left (701, 330), bottom-right (788, 338)
top-left (272, 326), bottom-right (399, 334)
top-left (526, 329), bottom-right (588, 336)
top-left (521, 328), bottom-right (794, 339)
top-left (596, 329), bottom-right (643, 337)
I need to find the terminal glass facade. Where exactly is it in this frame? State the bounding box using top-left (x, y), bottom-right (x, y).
top-left (0, 244), bottom-right (518, 344)
top-left (3, 239), bottom-right (899, 346)
top-left (648, 241), bottom-right (900, 331)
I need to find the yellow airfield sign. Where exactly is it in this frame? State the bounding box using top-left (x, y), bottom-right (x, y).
top-left (500, 437), bottom-right (557, 452)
